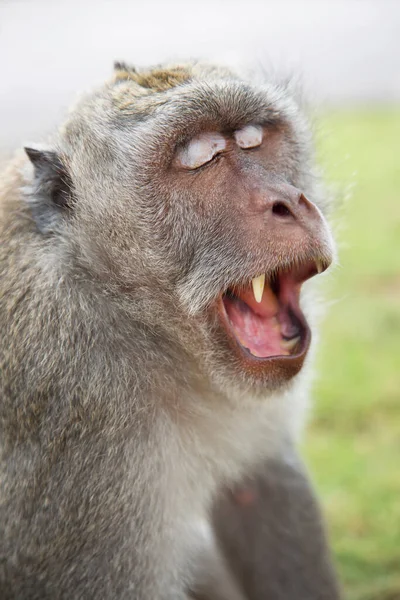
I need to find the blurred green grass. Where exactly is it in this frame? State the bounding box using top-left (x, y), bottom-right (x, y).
top-left (305, 109), bottom-right (400, 599)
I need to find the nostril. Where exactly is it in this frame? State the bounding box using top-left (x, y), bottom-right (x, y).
top-left (272, 201), bottom-right (293, 218)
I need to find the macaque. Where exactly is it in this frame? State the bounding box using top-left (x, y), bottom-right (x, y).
top-left (0, 61), bottom-right (340, 599)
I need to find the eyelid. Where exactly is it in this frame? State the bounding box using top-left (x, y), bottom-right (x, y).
top-left (234, 124), bottom-right (263, 149)
top-left (176, 132), bottom-right (226, 169)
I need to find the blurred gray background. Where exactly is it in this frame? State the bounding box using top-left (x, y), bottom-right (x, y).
top-left (1, 0), bottom-right (399, 154)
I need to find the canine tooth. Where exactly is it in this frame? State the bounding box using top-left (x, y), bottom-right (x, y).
top-left (281, 336), bottom-right (300, 351)
top-left (316, 260), bottom-right (324, 274)
top-left (251, 274), bottom-right (265, 303)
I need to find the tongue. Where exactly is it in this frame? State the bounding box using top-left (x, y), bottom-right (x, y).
top-left (224, 297), bottom-right (284, 357)
top-left (224, 285), bottom-right (286, 358)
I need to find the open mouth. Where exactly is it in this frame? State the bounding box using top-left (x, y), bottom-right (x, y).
top-left (219, 259), bottom-right (328, 365)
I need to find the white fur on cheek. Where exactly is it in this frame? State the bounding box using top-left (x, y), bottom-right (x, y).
top-left (176, 132), bottom-right (226, 169)
top-left (234, 124), bottom-right (263, 149)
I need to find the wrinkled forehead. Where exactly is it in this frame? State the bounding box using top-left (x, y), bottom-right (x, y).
top-left (111, 77), bottom-right (289, 136)
top-left (63, 74), bottom-right (300, 174)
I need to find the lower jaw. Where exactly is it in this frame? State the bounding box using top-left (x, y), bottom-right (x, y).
top-left (217, 297), bottom-right (311, 382)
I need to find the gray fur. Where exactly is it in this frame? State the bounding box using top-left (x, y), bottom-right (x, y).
top-left (0, 61), bottom-right (340, 599)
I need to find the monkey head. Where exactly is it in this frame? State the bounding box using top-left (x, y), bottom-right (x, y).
top-left (25, 62), bottom-right (334, 395)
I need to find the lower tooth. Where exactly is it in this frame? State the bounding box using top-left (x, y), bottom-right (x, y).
top-left (281, 336), bottom-right (300, 352)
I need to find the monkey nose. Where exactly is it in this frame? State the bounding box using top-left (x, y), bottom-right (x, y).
top-left (249, 180), bottom-right (322, 225)
top-left (268, 192), bottom-right (322, 225)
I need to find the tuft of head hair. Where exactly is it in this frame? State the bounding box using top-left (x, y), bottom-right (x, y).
top-left (113, 61), bottom-right (192, 92)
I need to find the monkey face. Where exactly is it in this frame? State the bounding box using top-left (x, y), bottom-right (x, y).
top-left (60, 70), bottom-right (335, 392)
top-left (167, 123), bottom-right (334, 389)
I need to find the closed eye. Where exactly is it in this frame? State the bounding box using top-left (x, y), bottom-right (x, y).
top-left (234, 124), bottom-right (263, 149)
top-left (175, 132), bottom-right (227, 170)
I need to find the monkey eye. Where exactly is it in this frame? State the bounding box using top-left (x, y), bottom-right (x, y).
top-left (175, 132), bottom-right (226, 169)
top-left (234, 124), bottom-right (263, 149)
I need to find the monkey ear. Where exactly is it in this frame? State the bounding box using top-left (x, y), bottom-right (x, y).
top-left (24, 146), bottom-right (74, 234)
